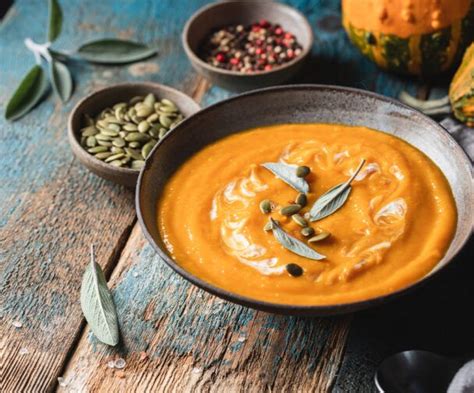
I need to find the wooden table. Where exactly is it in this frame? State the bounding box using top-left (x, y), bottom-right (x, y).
top-left (1, 1), bottom-right (473, 391)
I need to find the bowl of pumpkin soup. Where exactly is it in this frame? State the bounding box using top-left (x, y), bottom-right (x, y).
top-left (136, 85), bottom-right (473, 316)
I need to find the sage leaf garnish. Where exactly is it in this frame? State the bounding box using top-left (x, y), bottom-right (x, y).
top-left (47, 0), bottom-right (62, 43)
top-left (5, 65), bottom-right (49, 121)
top-left (77, 39), bottom-right (157, 64)
top-left (261, 162), bottom-right (309, 193)
top-left (80, 245), bottom-right (119, 346)
top-left (309, 159), bottom-right (366, 222)
top-left (50, 60), bottom-right (73, 103)
top-left (270, 218), bottom-right (326, 261)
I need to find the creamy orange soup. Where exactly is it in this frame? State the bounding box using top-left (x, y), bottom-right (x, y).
top-left (158, 124), bottom-right (456, 305)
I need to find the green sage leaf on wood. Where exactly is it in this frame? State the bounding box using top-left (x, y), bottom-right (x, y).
top-left (309, 159), bottom-right (366, 222)
top-left (5, 65), bottom-right (49, 121)
top-left (80, 245), bottom-right (119, 346)
top-left (261, 162), bottom-right (309, 193)
top-left (47, 0), bottom-right (62, 42)
top-left (50, 60), bottom-right (73, 102)
top-left (76, 39), bottom-right (157, 64)
top-left (270, 218), bottom-right (326, 261)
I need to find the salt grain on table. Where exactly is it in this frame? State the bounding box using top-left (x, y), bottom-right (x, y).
top-left (19, 347), bottom-right (29, 355)
top-left (57, 377), bottom-right (67, 387)
top-left (192, 367), bottom-right (203, 374)
top-left (107, 360), bottom-right (116, 369)
top-left (238, 336), bottom-right (247, 343)
top-left (12, 321), bottom-right (23, 328)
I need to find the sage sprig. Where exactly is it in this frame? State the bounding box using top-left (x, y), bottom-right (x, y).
top-left (270, 218), bottom-right (326, 260)
top-left (261, 162), bottom-right (309, 193)
top-left (5, 0), bottom-right (157, 121)
top-left (80, 245), bottom-right (119, 346)
top-left (308, 159), bottom-right (366, 222)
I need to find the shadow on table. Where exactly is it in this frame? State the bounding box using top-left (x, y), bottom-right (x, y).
top-left (334, 236), bottom-right (474, 391)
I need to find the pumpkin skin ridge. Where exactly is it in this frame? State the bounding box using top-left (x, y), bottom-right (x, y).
top-left (342, 0), bottom-right (474, 77)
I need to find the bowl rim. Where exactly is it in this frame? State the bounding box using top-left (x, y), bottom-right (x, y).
top-left (67, 82), bottom-right (201, 176)
top-left (136, 84), bottom-right (473, 314)
top-left (182, 0), bottom-right (314, 78)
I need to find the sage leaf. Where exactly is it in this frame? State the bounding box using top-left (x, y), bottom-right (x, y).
top-left (77, 39), bottom-right (157, 64)
top-left (309, 159), bottom-right (366, 222)
top-left (47, 0), bottom-right (62, 43)
top-left (261, 162), bottom-right (309, 193)
top-left (50, 60), bottom-right (73, 103)
top-left (5, 65), bottom-right (49, 121)
top-left (270, 218), bottom-right (326, 261)
top-left (80, 245), bottom-right (119, 346)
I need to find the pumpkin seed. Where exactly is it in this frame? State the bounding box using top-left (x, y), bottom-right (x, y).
top-left (286, 263), bottom-right (303, 277)
top-left (128, 141), bottom-right (141, 148)
top-left (81, 126), bottom-right (98, 136)
top-left (86, 136), bottom-right (97, 147)
top-left (158, 128), bottom-right (168, 139)
top-left (138, 120), bottom-right (150, 133)
top-left (97, 140), bottom-right (113, 147)
top-left (110, 146), bottom-right (124, 154)
top-left (112, 137), bottom-right (126, 147)
top-left (125, 132), bottom-right (150, 142)
top-left (104, 116), bottom-right (122, 125)
top-left (101, 129), bottom-right (119, 137)
top-left (109, 160), bottom-right (123, 167)
top-left (141, 140), bottom-right (156, 159)
top-left (95, 152), bottom-right (113, 160)
top-left (263, 221), bottom-right (274, 231)
top-left (301, 227), bottom-right (315, 237)
top-left (159, 114), bottom-right (173, 128)
top-left (147, 113), bottom-right (159, 123)
top-left (129, 96), bottom-right (143, 105)
top-left (131, 160), bottom-right (145, 170)
top-left (88, 146), bottom-right (108, 153)
top-left (104, 153), bottom-right (125, 163)
top-left (291, 214), bottom-right (307, 227)
top-left (308, 232), bottom-right (331, 243)
top-left (295, 193), bottom-right (307, 207)
top-left (259, 199), bottom-right (272, 214)
top-left (84, 114), bottom-right (94, 126)
top-left (144, 93), bottom-right (156, 107)
top-left (296, 166), bottom-right (310, 178)
top-left (95, 133), bottom-right (112, 141)
top-left (136, 106), bottom-right (153, 117)
top-left (125, 147), bottom-right (143, 160)
top-left (149, 127), bottom-right (159, 138)
top-left (96, 120), bottom-right (108, 129)
top-left (123, 123), bottom-right (138, 131)
top-left (106, 123), bottom-right (121, 132)
top-left (161, 98), bottom-right (178, 111)
top-left (160, 105), bottom-right (177, 113)
top-left (280, 204), bottom-right (301, 216)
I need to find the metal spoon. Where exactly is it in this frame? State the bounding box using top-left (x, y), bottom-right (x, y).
top-left (375, 350), bottom-right (466, 393)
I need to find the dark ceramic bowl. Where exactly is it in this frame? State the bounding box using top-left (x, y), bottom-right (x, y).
top-left (136, 85), bottom-right (473, 316)
top-left (182, 1), bottom-right (313, 91)
top-left (68, 83), bottom-right (201, 188)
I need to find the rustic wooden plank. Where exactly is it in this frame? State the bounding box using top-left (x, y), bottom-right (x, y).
top-left (0, 0), bottom-right (209, 391)
top-left (59, 1), bottom-right (422, 391)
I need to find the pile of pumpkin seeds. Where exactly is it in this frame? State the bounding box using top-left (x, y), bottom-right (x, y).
top-left (80, 93), bottom-right (184, 169)
top-left (260, 165), bottom-right (331, 277)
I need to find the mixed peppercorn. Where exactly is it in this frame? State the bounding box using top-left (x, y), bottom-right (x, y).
top-left (199, 20), bottom-right (303, 73)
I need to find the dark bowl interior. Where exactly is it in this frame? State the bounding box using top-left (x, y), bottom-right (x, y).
top-left (182, 1), bottom-right (313, 91)
top-left (68, 83), bottom-right (201, 188)
top-left (137, 85), bottom-right (473, 316)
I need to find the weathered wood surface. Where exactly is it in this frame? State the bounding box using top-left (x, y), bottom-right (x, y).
top-left (3, 0), bottom-right (471, 392)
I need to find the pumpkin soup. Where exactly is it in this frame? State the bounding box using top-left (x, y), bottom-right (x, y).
top-left (158, 124), bottom-right (457, 305)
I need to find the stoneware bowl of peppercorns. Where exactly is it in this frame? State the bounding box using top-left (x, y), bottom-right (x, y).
top-left (182, 1), bottom-right (313, 91)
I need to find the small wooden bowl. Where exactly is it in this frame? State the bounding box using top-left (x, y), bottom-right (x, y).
top-left (68, 83), bottom-right (201, 188)
top-left (182, 1), bottom-right (313, 91)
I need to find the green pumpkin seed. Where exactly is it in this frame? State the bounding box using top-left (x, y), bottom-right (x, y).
top-left (123, 123), bottom-right (138, 131)
top-left (141, 140), bottom-right (156, 159)
top-left (121, 157), bottom-right (131, 164)
top-left (131, 160), bottom-right (145, 170)
top-left (308, 232), bottom-right (331, 243)
top-left (110, 146), bottom-right (124, 154)
top-left (280, 204), bottom-right (302, 216)
top-left (129, 96), bottom-right (143, 105)
top-left (86, 136), bottom-right (97, 147)
top-left (104, 116), bottom-right (122, 125)
top-left (113, 102), bottom-right (127, 110)
top-left (112, 137), bottom-right (126, 147)
top-left (161, 98), bottom-right (178, 111)
top-left (84, 114), bottom-right (94, 126)
top-left (109, 160), bottom-right (123, 167)
top-left (104, 153), bottom-right (125, 163)
top-left (119, 131), bottom-right (128, 138)
top-left (291, 214), bottom-right (307, 227)
top-left (144, 93), bottom-right (156, 107)
top-left (95, 133), bottom-right (112, 141)
top-left (158, 128), bottom-right (168, 139)
top-left (136, 105), bottom-right (153, 117)
top-left (128, 141), bottom-right (141, 148)
top-left (81, 126), bottom-right (98, 136)
top-left (159, 114), bottom-right (173, 128)
top-left (88, 146), bottom-right (108, 153)
top-left (147, 113), bottom-right (159, 123)
top-left (96, 120), bottom-right (108, 129)
top-left (160, 105), bottom-right (177, 114)
top-left (97, 140), bottom-right (113, 147)
top-left (296, 166), bottom-right (310, 178)
top-left (101, 128), bottom-right (119, 137)
top-left (125, 132), bottom-right (150, 142)
top-left (131, 115), bottom-right (141, 124)
top-left (106, 123), bottom-right (121, 132)
top-left (149, 127), bottom-right (159, 138)
top-left (138, 120), bottom-right (150, 133)
top-left (125, 147), bottom-right (143, 160)
top-left (259, 199), bottom-right (272, 214)
top-left (301, 226), bottom-right (315, 237)
top-left (295, 193), bottom-right (307, 207)
top-left (95, 152), bottom-right (113, 160)
top-left (263, 221), bottom-right (274, 231)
